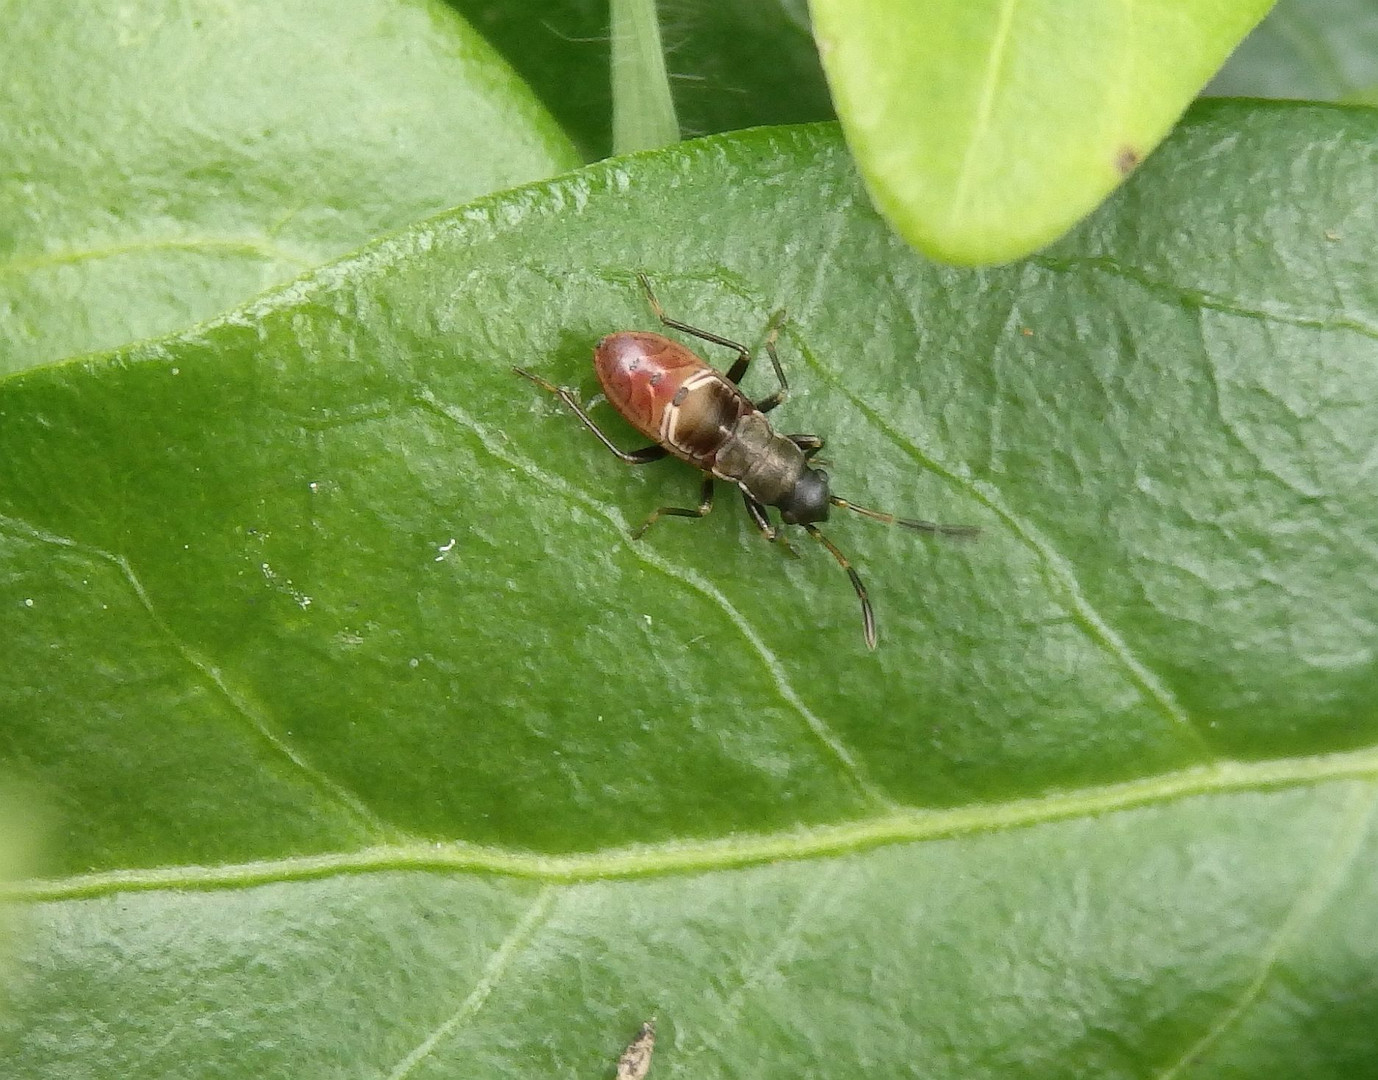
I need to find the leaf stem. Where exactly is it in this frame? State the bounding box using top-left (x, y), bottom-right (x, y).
top-left (610, 0), bottom-right (680, 153)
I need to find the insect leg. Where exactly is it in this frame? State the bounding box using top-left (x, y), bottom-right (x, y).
top-left (803, 524), bottom-right (877, 649)
top-left (515, 367), bottom-right (668, 464)
top-left (740, 490), bottom-right (799, 557)
top-left (637, 273), bottom-right (754, 383)
top-left (788, 433), bottom-right (824, 459)
top-left (753, 315), bottom-right (790, 413)
top-left (633, 475), bottom-right (715, 539)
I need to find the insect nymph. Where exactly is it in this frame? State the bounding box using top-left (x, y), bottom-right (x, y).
top-left (515, 275), bottom-right (975, 648)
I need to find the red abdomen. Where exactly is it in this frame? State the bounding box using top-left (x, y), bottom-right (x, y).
top-left (594, 332), bottom-right (708, 443)
top-left (595, 332), bottom-right (754, 467)
top-left (595, 333), bottom-right (755, 475)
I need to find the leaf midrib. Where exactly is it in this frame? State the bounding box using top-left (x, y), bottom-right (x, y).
top-left (8, 745), bottom-right (1377, 903)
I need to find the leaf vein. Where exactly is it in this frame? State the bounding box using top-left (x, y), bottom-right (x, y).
top-left (416, 388), bottom-right (895, 811)
top-left (0, 236), bottom-right (314, 280)
top-left (947, 0), bottom-right (1021, 228)
top-left (673, 863), bottom-right (842, 1074)
top-left (382, 886), bottom-right (559, 1080)
top-left (1155, 782), bottom-right (1378, 1079)
top-left (788, 344), bottom-right (1216, 758)
top-left (0, 513), bottom-right (400, 841)
top-left (1032, 255), bottom-right (1378, 343)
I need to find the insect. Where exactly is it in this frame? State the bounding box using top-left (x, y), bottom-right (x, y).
top-left (515, 275), bottom-right (976, 648)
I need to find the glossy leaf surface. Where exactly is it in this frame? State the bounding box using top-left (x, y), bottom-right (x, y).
top-left (3, 102), bottom-right (1378, 1076)
top-left (810, 0), bottom-right (1275, 265)
top-left (0, 0), bottom-right (577, 374)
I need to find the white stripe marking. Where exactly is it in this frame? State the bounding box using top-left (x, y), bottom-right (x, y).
top-left (661, 369), bottom-right (718, 450)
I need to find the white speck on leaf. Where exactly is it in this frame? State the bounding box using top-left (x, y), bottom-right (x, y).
top-left (262, 561), bottom-right (312, 609)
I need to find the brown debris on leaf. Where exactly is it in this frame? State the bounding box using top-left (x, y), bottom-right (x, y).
top-left (616, 1019), bottom-right (656, 1080)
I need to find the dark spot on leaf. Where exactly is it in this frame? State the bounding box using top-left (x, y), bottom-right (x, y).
top-left (1116, 146), bottom-right (1141, 176)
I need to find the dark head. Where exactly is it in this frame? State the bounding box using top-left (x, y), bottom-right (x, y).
top-left (779, 468), bottom-right (831, 525)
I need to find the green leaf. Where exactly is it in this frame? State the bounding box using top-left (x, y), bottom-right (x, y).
top-left (0, 791), bottom-right (34, 991)
top-left (446, 0), bottom-right (834, 159)
top-left (4, 100), bottom-right (1378, 1075)
top-left (810, 0), bottom-right (1275, 265)
top-left (1208, 0), bottom-right (1378, 101)
top-left (0, 0), bottom-right (578, 375)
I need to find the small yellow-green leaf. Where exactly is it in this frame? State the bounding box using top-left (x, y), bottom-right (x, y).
top-left (811, 0), bottom-right (1274, 265)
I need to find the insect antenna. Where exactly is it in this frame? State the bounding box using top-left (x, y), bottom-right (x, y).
top-left (830, 497), bottom-right (979, 538)
top-left (802, 524), bottom-right (876, 650)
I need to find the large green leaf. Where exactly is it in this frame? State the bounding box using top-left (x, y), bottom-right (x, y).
top-left (810, 0), bottom-right (1275, 265)
top-left (0, 0), bottom-right (578, 375)
top-left (3, 101), bottom-right (1378, 1075)
top-left (1209, 0), bottom-right (1378, 101)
